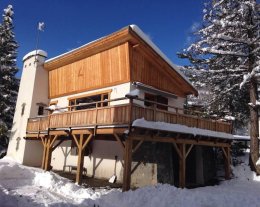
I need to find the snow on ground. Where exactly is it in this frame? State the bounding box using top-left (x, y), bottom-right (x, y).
top-left (1, 152), bottom-right (260, 207)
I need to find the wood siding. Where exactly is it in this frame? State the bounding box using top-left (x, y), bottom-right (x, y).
top-left (131, 44), bottom-right (190, 97)
top-left (48, 43), bottom-right (130, 98)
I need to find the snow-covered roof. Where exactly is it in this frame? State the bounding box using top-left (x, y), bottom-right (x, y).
top-left (23, 50), bottom-right (47, 62)
top-left (132, 118), bottom-right (234, 140)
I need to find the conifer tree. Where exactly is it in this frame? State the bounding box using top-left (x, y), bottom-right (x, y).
top-left (179, 0), bottom-right (260, 171)
top-left (0, 5), bottom-right (19, 148)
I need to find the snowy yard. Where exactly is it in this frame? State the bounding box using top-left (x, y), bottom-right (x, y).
top-left (1, 153), bottom-right (260, 207)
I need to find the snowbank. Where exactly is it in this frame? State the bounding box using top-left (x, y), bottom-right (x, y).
top-left (1, 153), bottom-right (260, 207)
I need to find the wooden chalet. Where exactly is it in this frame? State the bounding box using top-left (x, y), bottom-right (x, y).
top-left (18, 25), bottom-right (232, 191)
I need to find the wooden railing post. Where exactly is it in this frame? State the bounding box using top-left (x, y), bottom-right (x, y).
top-left (95, 103), bottom-right (98, 125)
top-left (153, 104), bottom-right (156, 121)
top-left (48, 115), bottom-right (51, 131)
top-left (26, 118), bottom-right (30, 132)
top-left (176, 108), bottom-right (179, 124)
top-left (128, 98), bottom-right (134, 133)
top-left (37, 117), bottom-right (41, 138)
top-left (69, 111), bottom-right (72, 126)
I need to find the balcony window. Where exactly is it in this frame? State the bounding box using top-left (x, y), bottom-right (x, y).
top-left (69, 92), bottom-right (110, 111)
top-left (144, 93), bottom-right (168, 111)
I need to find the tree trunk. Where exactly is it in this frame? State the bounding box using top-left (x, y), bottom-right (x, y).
top-left (248, 1), bottom-right (260, 174)
top-left (249, 80), bottom-right (260, 174)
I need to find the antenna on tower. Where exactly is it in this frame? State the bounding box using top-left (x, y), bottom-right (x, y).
top-left (35, 22), bottom-right (45, 62)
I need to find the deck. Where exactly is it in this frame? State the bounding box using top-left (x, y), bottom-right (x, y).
top-left (25, 97), bottom-right (232, 190)
top-left (26, 97), bottom-right (232, 136)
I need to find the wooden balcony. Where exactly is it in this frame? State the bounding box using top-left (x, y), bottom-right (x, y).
top-left (26, 97), bottom-right (232, 136)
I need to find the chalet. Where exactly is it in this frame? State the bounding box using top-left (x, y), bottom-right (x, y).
top-left (7, 25), bottom-right (233, 191)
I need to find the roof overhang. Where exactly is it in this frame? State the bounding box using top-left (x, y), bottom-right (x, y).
top-left (132, 82), bottom-right (178, 99)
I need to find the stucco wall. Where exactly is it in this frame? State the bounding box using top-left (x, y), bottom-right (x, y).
top-left (7, 53), bottom-right (48, 166)
top-left (51, 140), bottom-right (124, 181)
top-left (49, 82), bottom-right (131, 108)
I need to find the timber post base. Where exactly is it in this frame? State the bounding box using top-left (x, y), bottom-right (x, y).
top-left (72, 133), bottom-right (93, 185)
top-left (122, 136), bottom-right (133, 191)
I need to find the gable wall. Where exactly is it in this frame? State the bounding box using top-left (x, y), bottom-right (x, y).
top-left (130, 44), bottom-right (189, 98)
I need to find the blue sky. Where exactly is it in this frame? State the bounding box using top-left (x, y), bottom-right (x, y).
top-left (0, 0), bottom-right (206, 77)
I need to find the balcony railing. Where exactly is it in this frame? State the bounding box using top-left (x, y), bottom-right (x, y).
top-left (26, 97), bottom-right (232, 134)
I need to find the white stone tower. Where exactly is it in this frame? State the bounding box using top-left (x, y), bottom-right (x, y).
top-left (7, 50), bottom-right (49, 166)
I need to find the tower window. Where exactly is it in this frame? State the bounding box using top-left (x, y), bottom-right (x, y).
top-left (38, 106), bottom-right (44, 116)
top-left (21, 103), bottom-right (26, 116)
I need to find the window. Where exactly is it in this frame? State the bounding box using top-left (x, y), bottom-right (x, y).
top-left (21, 103), bottom-right (26, 116)
top-left (36, 103), bottom-right (47, 116)
top-left (38, 106), bottom-right (44, 116)
top-left (144, 93), bottom-right (168, 111)
top-left (69, 92), bottom-right (110, 111)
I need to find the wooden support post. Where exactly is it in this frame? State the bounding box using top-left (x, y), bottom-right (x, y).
top-left (222, 146), bottom-right (231, 180)
top-left (44, 135), bottom-right (58, 171)
top-left (44, 136), bottom-right (52, 171)
top-left (76, 134), bottom-right (84, 185)
top-left (40, 136), bottom-right (47, 169)
top-left (132, 140), bottom-right (143, 154)
top-left (114, 134), bottom-right (125, 150)
top-left (179, 143), bottom-right (186, 188)
top-left (122, 136), bottom-right (133, 191)
top-left (75, 134), bottom-right (93, 185)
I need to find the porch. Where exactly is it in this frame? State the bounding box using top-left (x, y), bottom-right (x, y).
top-left (25, 96), bottom-right (233, 191)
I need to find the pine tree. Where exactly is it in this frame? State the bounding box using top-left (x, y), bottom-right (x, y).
top-left (179, 0), bottom-right (260, 171)
top-left (0, 5), bottom-right (19, 148)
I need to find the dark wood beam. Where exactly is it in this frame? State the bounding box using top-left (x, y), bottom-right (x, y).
top-left (131, 134), bottom-right (231, 148)
top-left (122, 136), bottom-right (133, 191)
top-left (179, 144), bottom-right (186, 188)
top-left (114, 133), bottom-right (125, 150)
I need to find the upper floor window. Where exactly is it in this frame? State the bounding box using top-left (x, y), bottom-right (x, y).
top-left (38, 106), bottom-right (44, 116)
top-left (144, 93), bottom-right (168, 111)
top-left (68, 92), bottom-right (110, 111)
top-left (37, 103), bottom-right (47, 116)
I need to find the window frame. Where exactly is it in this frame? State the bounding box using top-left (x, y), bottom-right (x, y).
top-left (68, 90), bottom-right (111, 111)
top-left (144, 93), bottom-right (168, 111)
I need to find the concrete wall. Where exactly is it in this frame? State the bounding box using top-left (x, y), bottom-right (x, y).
top-left (131, 142), bottom-right (174, 187)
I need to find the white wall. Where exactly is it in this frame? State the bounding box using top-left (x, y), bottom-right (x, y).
top-left (49, 83), bottom-right (131, 108)
top-left (129, 84), bottom-right (186, 112)
top-left (7, 52), bottom-right (48, 166)
top-left (51, 139), bottom-right (124, 181)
